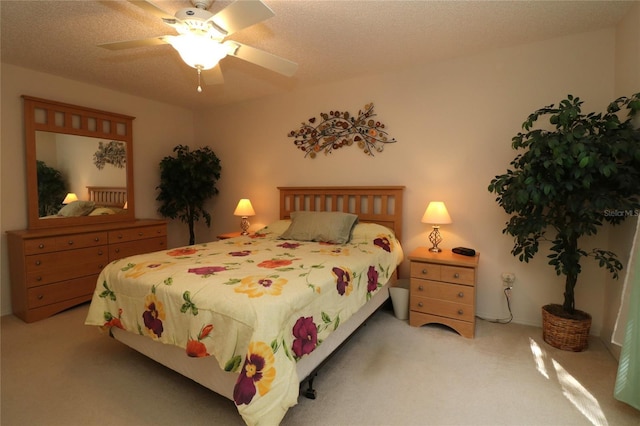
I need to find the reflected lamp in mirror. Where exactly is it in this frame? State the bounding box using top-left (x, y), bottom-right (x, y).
top-left (234, 199), bottom-right (256, 235)
top-left (421, 201), bottom-right (452, 253)
top-left (62, 193), bottom-right (78, 204)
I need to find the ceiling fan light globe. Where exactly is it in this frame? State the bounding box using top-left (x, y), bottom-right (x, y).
top-left (168, 34), bottom-right (227, 70)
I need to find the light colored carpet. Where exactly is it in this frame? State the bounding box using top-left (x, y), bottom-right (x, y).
top-left (1, 303), bottom-right (639, 426)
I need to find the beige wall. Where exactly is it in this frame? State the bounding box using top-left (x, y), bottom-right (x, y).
top-left (195, 28), bottom-right (618, 334)
top-left (603, 2), bottom-right (640, 359)
top-left (0, 64), bottom-right (196, 314)
top-left (1, 23), bottom-right (634, 338)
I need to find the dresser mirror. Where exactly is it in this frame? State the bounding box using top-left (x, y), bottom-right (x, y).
top-left (23, 96), bottom-right (135, 229)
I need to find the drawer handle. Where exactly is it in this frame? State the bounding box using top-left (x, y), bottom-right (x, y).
top-left (138, 232), bottom-right (144, 236)
top-left (68, 240), bottom-right (74, 245)
top-left (454, 273), bottom-right (460, 279)
top-left (418, 285), bottom-right (424, 291)
top-left (36, 276), bottom-right (42, 282)
top-left (421, 269), bottom-right (428, 275)
top-left (458, 292), bottom-right (464, 298)
top-left (98, 250), bottom-right (104, 255)
top-left (37, 294), bottom-right (44, 300)
top-left (115, 248), bottom-right (120, 253)
top-left (98, 264), bottom-right (104, 269)
top-left (118, 234), bottom-right (123, 239)
top-left (38, 243), bottom-right (45, 249)
top-left (94, 237), bottom-right (100, 242)
top-left (35, 260), bottom-right (41, 266)
top-left (418, 302), bottom-right (424, 307)
top-left (457, 309), bottom-right (464, 315)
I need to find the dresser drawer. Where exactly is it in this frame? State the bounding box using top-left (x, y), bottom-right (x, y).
top-left (55, 232), bottom-right (108, 251)
top-left (410, 295), bottom-right (474, 322)
top-left (24, 236), bottom-right (58, 255)
top-left (27, 275), bottom-right (97, 308)
top-left (25, 246), bottom-right (108, 287)
top-left (410, 262), bottom-right (441, 280)
top-left (411, 279), bottom-right (474, 305)
top-left (110, 236), bottom-right (167, 261)
top-left (440, 265), bottom-right (475, 286)
top-left (109, 225), bottom-right (167, 244)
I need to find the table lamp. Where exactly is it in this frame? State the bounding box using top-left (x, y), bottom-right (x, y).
top-left (234, 199), bottom-right (256, 235)
top-left (421, 201), bottom-right (452, 252)
top-left (62, 193), bottom-right (78, 204)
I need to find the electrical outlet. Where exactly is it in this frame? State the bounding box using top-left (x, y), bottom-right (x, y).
top-left (501, 272), bottom-right (516, 287)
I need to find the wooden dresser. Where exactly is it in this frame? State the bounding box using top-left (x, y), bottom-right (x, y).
top-left (7, 219), bottom-right (167, 323)
top-left (408, 247), bottom-right (480, 338)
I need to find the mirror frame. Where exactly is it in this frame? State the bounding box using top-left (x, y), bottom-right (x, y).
top-left (23, 96), bottom-right (136, 229)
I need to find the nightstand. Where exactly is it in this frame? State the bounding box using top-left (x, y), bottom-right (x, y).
top-left (408, 247), bottom-right (479, 338)
top-left (217, 231), bottom-right (243, 240)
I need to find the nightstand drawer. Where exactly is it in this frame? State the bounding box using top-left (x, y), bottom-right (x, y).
top-left (410, 262), bottom-right (441, 280)
top-left (410, 295), bottom-right (474, 322)
top-left (411, 279), bottom-right (474, 305)
top-left (440, 265), bottom-right (475, 286)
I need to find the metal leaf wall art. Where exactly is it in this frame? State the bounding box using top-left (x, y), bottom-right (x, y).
top-left (93, 140), bottom-right (126, 170)
top-left (288, 103), bottom-right (397, 158)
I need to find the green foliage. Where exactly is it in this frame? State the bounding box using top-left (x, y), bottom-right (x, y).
top-left (488, 93), bottom-right (640, 315)
top-left (36, 160), bottom-right (67, 216)
top-left (156, 145), bottom-right (222, 245)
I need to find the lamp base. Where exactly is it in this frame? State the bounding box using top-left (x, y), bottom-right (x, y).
top-left (428, 226), bottom-right (443, 253)
top-left (240, 217), bottom-right (250, 235)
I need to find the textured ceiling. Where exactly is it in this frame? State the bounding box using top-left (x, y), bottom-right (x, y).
top-left (1, 1), bottom-right (634, 110)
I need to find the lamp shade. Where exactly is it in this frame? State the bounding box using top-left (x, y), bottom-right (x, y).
top-left (421, 201), bottom-right (452, 224)
top-left (234, 199), bottom-right (256, 217)
top-left (166, 34), bottom-right (228, 70)
top-left (62, 193), bottom-right (78, 204)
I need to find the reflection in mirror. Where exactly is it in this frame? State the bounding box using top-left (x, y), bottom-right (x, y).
top-left (35, 132), bottom-right (127, 218)
top-left (24, 96), bottom-right (135, 229)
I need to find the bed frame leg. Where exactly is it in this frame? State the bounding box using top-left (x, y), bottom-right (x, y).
top-left (303, 373), bottom-right (317, 400)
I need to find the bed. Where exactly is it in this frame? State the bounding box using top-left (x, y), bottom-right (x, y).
top-left (86, 186), bottom-right (127, 208)
top-left (41, 186), bottom-right (128, 218)
top-left (85, 186), bottom-right (404, 425)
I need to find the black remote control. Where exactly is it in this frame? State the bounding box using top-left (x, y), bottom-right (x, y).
top-left (452, 247), bottom-right (476, 256)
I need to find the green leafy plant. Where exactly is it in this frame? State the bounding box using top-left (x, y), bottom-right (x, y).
top-left (488, 93), bottom-right (640, 318)
top-left (36, 160), bottom-right (68, 216)
top-left (156, 145), bottom-right (222, 245)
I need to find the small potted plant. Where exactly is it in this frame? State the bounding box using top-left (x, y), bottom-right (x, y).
top-left (488, 93), bottom-right (640, 351)
top-left (156, 145), bottom-right (222, 245)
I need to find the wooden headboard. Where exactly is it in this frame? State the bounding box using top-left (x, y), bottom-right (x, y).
top-left (87, 186), bottom-right (127, 208)
top-left (278, 186), bottom-right (404, 241)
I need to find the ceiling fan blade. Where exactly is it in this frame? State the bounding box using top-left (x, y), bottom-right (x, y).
top-left (127, 0), bottom-right (174, 21)
top-left (226, 41), bottom-right (298, 77)
top-left (203, 65), bottom-right (225, 85)
top-left (210, 0), bottom-right (275, 36)
top-left (98, 37), bottom-right (169, 51)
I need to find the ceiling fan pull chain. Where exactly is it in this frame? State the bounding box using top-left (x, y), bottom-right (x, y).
top-left (196, 67), bottom-right (203, 93)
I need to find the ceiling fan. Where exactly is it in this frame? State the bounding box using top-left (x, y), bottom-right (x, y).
top-left (99, 0), bottom-right (298, 91)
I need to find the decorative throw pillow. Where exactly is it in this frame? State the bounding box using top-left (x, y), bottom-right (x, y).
top-left (89, 207), bottom-right (116, 216)
top-left (57, 200), bottom-right (96, 217)
top-left (280, 211), bottom-right (358, 244)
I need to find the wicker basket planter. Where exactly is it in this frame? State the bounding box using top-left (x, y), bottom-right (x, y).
top-left (542, 304), bottom-right (592, 352)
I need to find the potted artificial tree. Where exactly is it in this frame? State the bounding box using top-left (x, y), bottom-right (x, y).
top-left (488, 93), bottom-right (640, 351)
top-left (156, 145), bottom-right (222, 245)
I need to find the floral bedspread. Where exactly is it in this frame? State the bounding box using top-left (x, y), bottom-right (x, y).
top-left (85, 221), bottom-right (403, 425)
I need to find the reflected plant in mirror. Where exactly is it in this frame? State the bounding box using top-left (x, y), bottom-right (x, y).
top-left (36, 160), bottom-right (67, 216)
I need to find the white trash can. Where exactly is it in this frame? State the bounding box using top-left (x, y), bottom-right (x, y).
top-left (389, 279), bottom-right (410, 320)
